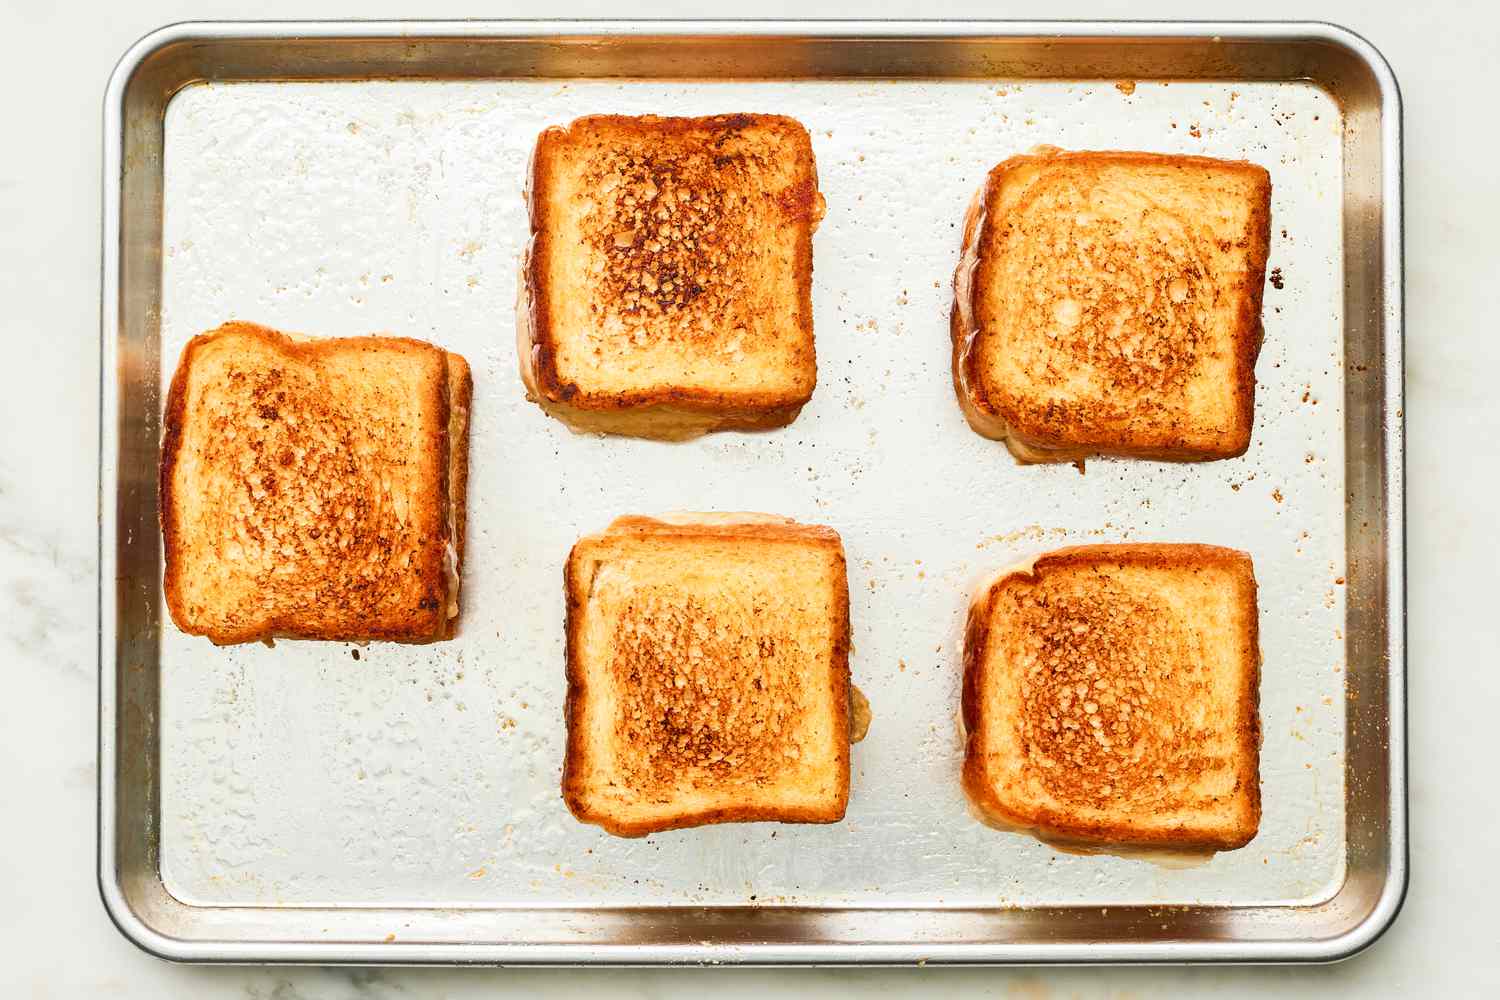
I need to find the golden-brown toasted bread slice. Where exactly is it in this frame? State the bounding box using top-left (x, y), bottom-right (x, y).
top-left (159, 321), bottom-right (471, 644)
top-left (563, 513), bottom-right (854, 836)
top-left (521, 114), bottom-right (825, 440)
top-left (962, 543), bottom-right (1261, 854)
top-left (952, 150), bottom-right (1271, 463)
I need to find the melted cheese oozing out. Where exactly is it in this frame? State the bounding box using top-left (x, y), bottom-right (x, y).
top-left (952, 151), bottom-right (1095, 464)
top-left (443, 542), bottom-right (459, 620)
top-left (953, 182), bottom-right (1004, 436)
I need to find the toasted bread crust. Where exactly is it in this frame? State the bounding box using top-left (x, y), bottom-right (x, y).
top-left (953, 150), bottom-right (1271, 462)
top-left (523, 114), bottom-right (823, 439)
top-left (562, 514), bottom-right (851, 837)
top-left (160, 321), bottom-right (469, 644)
top-left (962, 544), bottom-right (1261, 852)
top-left (444, 352), bottom-right (473, 633)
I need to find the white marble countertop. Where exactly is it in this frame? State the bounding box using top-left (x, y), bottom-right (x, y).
top-left (2, 0), bottom-right (1490, 994)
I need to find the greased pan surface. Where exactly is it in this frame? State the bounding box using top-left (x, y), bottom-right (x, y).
top-left (100, 21), bottom-right (1404, 964)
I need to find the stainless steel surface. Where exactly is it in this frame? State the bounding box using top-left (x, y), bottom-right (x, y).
top-left (100, 20), bottom-right (1405, 965)
top-left (162, 76), bottom-right (1348, 913)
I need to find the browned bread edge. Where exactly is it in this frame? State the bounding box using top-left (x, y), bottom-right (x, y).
top-left (444, 351), bottom-right (473, 637)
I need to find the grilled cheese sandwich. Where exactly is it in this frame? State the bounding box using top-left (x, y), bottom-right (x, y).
top-left (159, 321), bottom-right (471, 644)
top-left (952, 149), bottom-right (1271, 462)
top-left (521, 114), bottom-right (825, 440)
top-left (962, 543), bottom-right (1261, 853)
top-left (562, 513), bottom-right (860, 836)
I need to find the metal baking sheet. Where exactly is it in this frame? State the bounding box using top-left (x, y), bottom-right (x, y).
top-left (99, 21), bottom-right (1405, 965)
